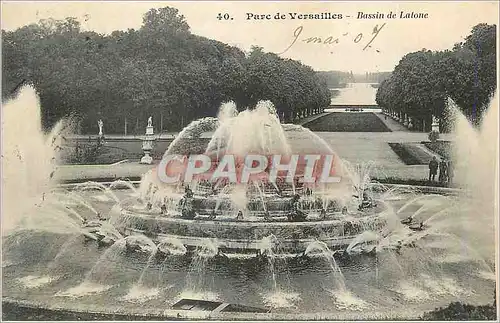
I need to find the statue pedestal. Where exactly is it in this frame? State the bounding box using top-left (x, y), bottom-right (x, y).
top-left (140, 153), bottom-right (153, 164)
top-left (98, 134), bottom-right (105, 145)
top-left (140, 126), bottom-right (155, 164)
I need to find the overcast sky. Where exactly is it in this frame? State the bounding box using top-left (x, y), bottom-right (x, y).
top-left (2, 1), bottom-right (498, 73)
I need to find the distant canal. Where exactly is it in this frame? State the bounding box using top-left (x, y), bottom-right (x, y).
top-left (330, 83), bottom-right (378, 106)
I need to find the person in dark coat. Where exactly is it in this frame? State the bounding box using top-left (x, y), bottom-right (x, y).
top-left (439, 159), bottom-right (448, 183)
top-left (428, 156), bottom-right (438, 181)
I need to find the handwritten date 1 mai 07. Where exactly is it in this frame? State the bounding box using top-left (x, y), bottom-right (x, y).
top-left (279, 23), bottom-right (387, 55)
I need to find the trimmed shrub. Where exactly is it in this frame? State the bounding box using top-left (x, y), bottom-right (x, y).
top-left (428, 130), bottom-right (440, 142)
top-left (421, 301), bottom-right (497, 321)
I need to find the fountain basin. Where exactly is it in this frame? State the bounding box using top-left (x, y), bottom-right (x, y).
top-left (111, 201), bottom-right (389, 254)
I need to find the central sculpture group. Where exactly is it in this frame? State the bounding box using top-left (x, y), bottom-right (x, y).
top-left (143, 176), bottom-right (377, 223)
top-left (111, 104), bottom-right (389, 254)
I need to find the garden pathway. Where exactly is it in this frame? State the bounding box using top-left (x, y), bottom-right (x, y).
top-left (374, 112), bottom-right (411, 132)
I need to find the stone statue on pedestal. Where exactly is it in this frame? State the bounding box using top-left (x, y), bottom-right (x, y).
top-left (140, 117), bottom-right (155, 164)
top-left (431, 115), bottom-right (440, 132)
top-left (98, 119), bottom-right (103, 136)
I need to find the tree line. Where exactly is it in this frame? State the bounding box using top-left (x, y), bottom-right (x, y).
top-left (376, 23), bottom-right (496, 132)
top-left (2, 7), bottom-right (332, 134)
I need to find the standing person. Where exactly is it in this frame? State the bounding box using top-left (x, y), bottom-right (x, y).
top-left (428, 156), bottom-right (438, 182)
top-left (447, 160), bottom-right (454, 186)
top-left (439, 159), bottom-right (448, 183)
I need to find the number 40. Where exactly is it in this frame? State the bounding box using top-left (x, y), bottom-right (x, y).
top-left (217, 13), bottom-right (232, 20)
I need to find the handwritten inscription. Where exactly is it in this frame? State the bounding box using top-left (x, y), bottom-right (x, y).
top-left (279, 23), bottom-right (386, 55)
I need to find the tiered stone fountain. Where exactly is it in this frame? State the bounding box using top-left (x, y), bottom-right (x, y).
top-left (111, 101), bottom-right (391, 255)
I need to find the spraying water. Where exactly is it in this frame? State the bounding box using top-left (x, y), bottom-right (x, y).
top-left (259, 234), bottom-right (301, 309)
top-left (448, 94), bottom-right (498, 262)
top-left (2, 86), bottom-right (65, 233)
top-left (181, 239), bottom-right (220, 301)
top-left (206, 100), bottom-right (291, 158)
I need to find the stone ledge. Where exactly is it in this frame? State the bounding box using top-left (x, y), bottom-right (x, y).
top-left (2, 297), bottom-right (420, 321)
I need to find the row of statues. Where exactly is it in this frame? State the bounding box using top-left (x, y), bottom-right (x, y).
top-left (96, 116), bottom-right (153, 136)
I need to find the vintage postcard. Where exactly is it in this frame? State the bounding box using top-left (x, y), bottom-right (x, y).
top-left (1, 1), bottom-right (499, 321)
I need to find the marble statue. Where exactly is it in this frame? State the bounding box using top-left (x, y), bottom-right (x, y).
top-left (98, 119), bottom-right (103, 136)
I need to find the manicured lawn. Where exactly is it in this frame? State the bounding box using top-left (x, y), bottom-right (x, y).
top-left (304, 112), bottom-right (391, 132)
top-left (423, 141), bottom-right (453, 159)
top-left (60, 138), bottom-right (211, 165)
top-left (61, 145), bottom-right (141, 165)
top-left (388, 143), bottom-right (433, 165)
